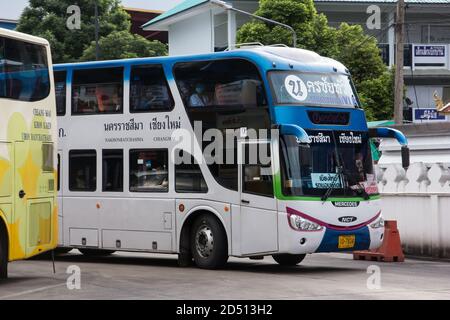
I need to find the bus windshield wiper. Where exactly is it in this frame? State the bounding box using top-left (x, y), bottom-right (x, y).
top-left (321, 166), bottom-right (343, 203)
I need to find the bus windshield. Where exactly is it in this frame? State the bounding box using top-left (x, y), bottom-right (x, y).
top-left (269, 71), bottom-right (358, 108)
top-left (280, 130), bottom-right (378, 198)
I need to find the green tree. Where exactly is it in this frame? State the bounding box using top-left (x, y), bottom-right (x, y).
top-left (358, 69), bottom-right (395, 121)
top-left (333, 23), bottom-right (385, 84)
top-left (237, 0), bottom-right (336, 56)
top-left (81, 31), bottom-right (167, 61)
top-left (16, 0), bottom-right (166, 63)
top-left (237, 0), bottom-right (392, 120)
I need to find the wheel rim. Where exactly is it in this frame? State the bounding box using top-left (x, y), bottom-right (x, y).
top-left (195, 224), bottom-right (214, 259)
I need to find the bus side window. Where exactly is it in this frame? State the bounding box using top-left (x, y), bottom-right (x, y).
top-left (102, 149), bottom-right (123, 192)
top-left (129, 149), bottom-right (168, 193)
top-left (54, 70), bottom-right (67, 116)
top-left (72, 67), bottom-right (123, 115)
top-left (242, 143), bottom-right (273, 197)
top-left (130, 65), bottom-right (174, 113)
top-left (69, 150), bottom-right (97, 192)
top-left (175, 150), bottom-right (208, 193)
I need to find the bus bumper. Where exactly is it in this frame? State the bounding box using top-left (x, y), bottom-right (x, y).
top-left (278, 212), bottom-right (385, 254)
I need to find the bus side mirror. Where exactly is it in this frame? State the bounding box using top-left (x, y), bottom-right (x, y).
top-left (275, 124), bottom-right (310, 144)
top-left (401, 146), bottom-right (410, 170)
top-left (369, 127), bottom-right (409, 168)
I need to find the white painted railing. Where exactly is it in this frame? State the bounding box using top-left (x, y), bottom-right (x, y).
top-left (376, 163), bottom-right (450, 258)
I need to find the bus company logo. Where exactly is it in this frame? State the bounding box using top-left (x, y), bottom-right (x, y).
top-left (338, 216), bottom-right (358, 223)
top-left (332, 201), bottom-right (359, 208)
top-left (285, 75), bottom-right (308, 102)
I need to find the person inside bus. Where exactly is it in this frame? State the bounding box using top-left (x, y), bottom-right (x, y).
top-left (189, 83), bottom-right (211, 107)
top-left (178, 81), bottom-right (191, 105)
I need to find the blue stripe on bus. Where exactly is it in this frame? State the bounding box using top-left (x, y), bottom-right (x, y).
top-left (315, 226), bottom-right (371, 253)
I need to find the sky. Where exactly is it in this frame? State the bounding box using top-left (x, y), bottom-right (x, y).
top-left (0, 0), bottom-right (185, 20)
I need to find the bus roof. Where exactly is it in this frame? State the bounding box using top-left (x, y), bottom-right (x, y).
top-left (0, 27), bottom-right (50, 46)
top-left (54, 46), bottom-right (349, 75)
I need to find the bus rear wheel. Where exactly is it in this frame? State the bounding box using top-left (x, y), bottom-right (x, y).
top-left (0, 232), bottom-right (8, 279)
top-left (78, 249), bottom-right (115, 257)
top-left (272, 254), bottom-right (306, 266)
top-left (191, 214), bottom-right (228, 269)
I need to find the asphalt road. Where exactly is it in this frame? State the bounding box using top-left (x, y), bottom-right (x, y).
top-left (1, 251), bottom-right (449, 300)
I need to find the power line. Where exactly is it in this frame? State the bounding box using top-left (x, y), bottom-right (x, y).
top-left (351, 7), bottom-right (397, 51)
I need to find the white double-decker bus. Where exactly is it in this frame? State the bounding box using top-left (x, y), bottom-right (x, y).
top-left (55, 46), bottom-right (408, 269)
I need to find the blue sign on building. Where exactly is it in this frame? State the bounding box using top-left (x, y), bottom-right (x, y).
top-left (414, 108), bottom-right (447, 122)
top-left (414, 45), bottom-right (446, 57)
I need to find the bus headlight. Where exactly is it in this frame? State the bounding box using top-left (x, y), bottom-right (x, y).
top-left (370, 217), bottom-right (385, 229)
top-left (289, 214), bottom-right (323, 232)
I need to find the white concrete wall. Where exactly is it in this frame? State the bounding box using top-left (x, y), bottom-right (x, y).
top-left (377, 162), bottom-right (450, 258)
top-left (377, 123), bottom-right (450, 259)
top-left (168, 11), bottom-right (214, 56)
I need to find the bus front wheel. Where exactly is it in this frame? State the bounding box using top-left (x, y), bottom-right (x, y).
top-left (191, 214), bottom-right (228, 269)
top-left (272, 254), bottom-right (306, 266)
top-left (0, 232), bottom-right (8, 279)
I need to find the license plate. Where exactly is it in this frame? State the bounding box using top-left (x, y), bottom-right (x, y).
top-left (338, 235), bottom-right (355, 249)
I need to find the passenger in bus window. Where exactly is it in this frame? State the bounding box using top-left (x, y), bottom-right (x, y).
top-left (355, 152), bottom-right (365, 182)
top-left (178, 81), bottom-right (191, 106)
top-left (96, 87), bottom-right (107, 112)
top-left (189, 83), bottom-right (211, 107)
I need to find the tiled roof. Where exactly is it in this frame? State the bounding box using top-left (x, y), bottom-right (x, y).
top-left (142, 0), bottom-right (209, 29)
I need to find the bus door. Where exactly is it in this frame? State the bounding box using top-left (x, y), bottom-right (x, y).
top-left (57, 151), bottom-right (63, 246)
top-left (238, 140), bottom-right (278, 255)
top-left (14, 141), bottom-right (54, 257)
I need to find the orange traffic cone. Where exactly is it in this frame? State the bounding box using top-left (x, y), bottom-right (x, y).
top-left (353, 220), bottom-right (405, 262)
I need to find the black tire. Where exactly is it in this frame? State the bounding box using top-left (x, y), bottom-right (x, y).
top-left (191, 214), bottom-right (228, 269)
top-left (272, 254), bottom-right (306, 266)
top-left (78, 248), bottom-right (115, 257)
top-left (177, 252), bottom-right (193, 267)
top-left (0, 230), bottom-right (8, 279)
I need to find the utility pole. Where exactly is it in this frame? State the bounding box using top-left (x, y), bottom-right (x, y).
top-left (394, 0), bottom-right (405, 124)
top-left (94, 0), bottom-right (100, 60)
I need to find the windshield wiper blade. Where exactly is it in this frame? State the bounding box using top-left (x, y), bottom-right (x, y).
top-left (321, 166), bottom-right (343, 203)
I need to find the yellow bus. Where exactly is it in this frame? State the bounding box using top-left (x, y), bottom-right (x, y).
top-left (0, 28), bottom-right (58, 278)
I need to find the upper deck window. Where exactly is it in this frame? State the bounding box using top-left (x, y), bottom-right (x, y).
top-left (72, 67), bottom-right (123, 115)
top-left (54, 70), bottom-right (66, 116)
top-left (0, 36), bottom-right (50, 102)
top-left (269, 71), bottom-right (359, 108)
top-left (130, 65), bottom-right (173, 112)
top-left (174, 59), bottom-right (267, 110)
